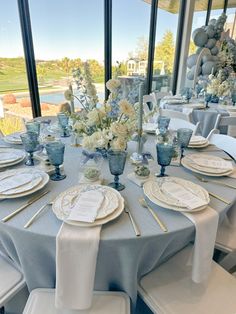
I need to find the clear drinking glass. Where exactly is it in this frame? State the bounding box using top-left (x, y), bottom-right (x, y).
top-left (177, 128), bottom-right (193, 158)
top-left (20, 132), bottom-right (39, 166)
top-left (45, 141), bottom-right (66, 181)
top-left (57, 113), bottom-right (70, 137)
top-left (156, 143), bottom-right (174, 177)
top-left (107, 150), bottom-right (127, 191)
top-left (25, 121), bottom-right (40, 136)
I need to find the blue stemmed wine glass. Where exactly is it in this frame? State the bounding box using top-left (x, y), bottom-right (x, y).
top-left (25, 121), bottom-right (40, 136)
top-left (57, 113), bottom-right (70, 137)
top-left (107, 150), bottom-right (127, 191)
top-left (232, 91), bottom-right (236, 106)
top-left (195, 83), bottom-right (202, 98)
top-left (205, 93), bottom-right (212, 109)
top-left (45, 141), bottom-right (66, 181)
top-left (158, 116), bottom-right (170, 134)
top-left (20, 132), bottom-right (39, 166)
top-left (156, 143), bottom-right (174, 177)
top-left (177, 128), bottom-right (193, 158)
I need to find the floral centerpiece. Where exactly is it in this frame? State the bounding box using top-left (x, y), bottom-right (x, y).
top-left (68, 79), bottom-right (137, 153)
top-left (206, 69), bottom-right (232, 102)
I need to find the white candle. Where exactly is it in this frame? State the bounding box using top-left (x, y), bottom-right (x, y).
top-left (138, 82), bottom-right (144, 134)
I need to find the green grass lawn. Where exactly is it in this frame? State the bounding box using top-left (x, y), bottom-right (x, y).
top-left (0, 57), bottom-right (104, 93)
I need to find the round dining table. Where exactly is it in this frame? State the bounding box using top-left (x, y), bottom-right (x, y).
top-left (0, 136), bottom-right (235, 310)
top-left (161, 101), bottom-right (229, 137)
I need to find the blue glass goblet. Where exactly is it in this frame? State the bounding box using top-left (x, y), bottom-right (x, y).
top-left (57, 113), bottom-right (70, 137)
top-left (20, 132), bottom-right (39, 166)
top-left (158, 116), bottom-right (170, 134)
top-left (195, 84), bottom-right (202, 98)
top-left (107, 150), bottom-right (127, 191)
top-left (205, 93), bottom-right (212, 109)
top-left (45, 141), bottom-right (66, 181)
top-left (232, 92), bottom-right (236, 106)
top-left (156, 143), bottom-right (174, 177)
top-left (177, 128), bottom-right (193, 158)
top-left (25, 121), bottom-right (40, 136)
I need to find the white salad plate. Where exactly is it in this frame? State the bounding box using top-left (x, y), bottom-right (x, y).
top-left (52, 184), bottom-right (124, 227)
top-left (181, 154), bottom-right (233, 177)
top-left (3, 132), bottom-right (23, 145)
top-left (143, 177), bottom-right (210, 212)
top-left (0, 168), bottom-right (49, 199)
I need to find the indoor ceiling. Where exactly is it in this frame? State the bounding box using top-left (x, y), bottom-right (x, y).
top-left (143, 0), bottom-right (236, 14)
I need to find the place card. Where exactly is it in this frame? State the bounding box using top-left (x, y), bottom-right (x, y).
top-left (67, 190), bottom-right (104, 223)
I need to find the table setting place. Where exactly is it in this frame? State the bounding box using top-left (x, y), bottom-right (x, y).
top-left (1, 96), bottom-right (236, 312)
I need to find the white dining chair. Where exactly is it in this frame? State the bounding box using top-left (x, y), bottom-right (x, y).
top-left (0, 253), bottom-right (26, 314)
top-left (23, 289), bottom-right (130, 314)
top-left (207, 130), bottom-right (236, 160)
top-left (207, 131), bottom-right (236, 271)
top-left (213, 114), bottom-right (236, 137)
top-left (169, 118), bottom-right (200, 135)
top-left (160, 108), bottom-right (191, 122)
top-left (138, 244), bottom-right (236, 314)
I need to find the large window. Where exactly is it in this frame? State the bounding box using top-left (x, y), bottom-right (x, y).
top-left (29, 0), bottom-right (104, 115)
top-left (225, 2), bottom-right (236, 39)
top-left (152, 1), bottom-right (180, 92)
top-left (112, 0), bottom-right (151, 102)
top-left (210, 0), bottom-right (225, 20)
top-left (0, 0), bottom-right (32, 134)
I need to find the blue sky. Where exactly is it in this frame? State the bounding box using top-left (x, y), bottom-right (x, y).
top-left (0, 1), bottom-right (233, 62)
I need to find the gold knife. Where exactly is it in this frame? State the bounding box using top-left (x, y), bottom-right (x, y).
top-left (208, 191), bottom-right (231, 205)
top-left (2, 190), bottom-right (50, 222)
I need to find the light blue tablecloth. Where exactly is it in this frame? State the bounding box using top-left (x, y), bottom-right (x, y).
top-left (162, 102), bottom-right (229, 137)
top-left (0, 137), bottom-right (235, 310)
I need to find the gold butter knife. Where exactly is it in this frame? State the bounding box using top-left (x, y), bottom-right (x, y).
top-left (124, 200), bottom-right (141, 237)
top-left (208, 191), bottom-right (231, 205)
top-left (2, 190), bottom-right (50, 222)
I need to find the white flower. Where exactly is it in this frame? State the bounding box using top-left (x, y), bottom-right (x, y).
top-left (119, 99), bottom-right (135, 117)
top-left (73, 121), bottom-right (84, 133)
top-left (92, 131), bottom-right (109, 149)
top-left (111, 137), bottom-right (127, 151)
top-left (87, 109), bottom-right (105, 126)
top-left (82, 135), bottom-right (96, 150)
top-left (110, 122), bottom-right (129, 139)
top-left (106, 79), bottom-right (121, 92)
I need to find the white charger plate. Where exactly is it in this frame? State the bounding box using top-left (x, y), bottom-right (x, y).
top-left (143, 177), bottom-right (210, 213)
top-left (181, 155), bottom-right (233, 177)
top-left (52, 184), bottom-right (124, 227)
top-left (0, 168), bottom-right (49, 199)
top-left (0, 148), bottom-right (25, 165)
top-left (4, 132), bottom-right (23, 145)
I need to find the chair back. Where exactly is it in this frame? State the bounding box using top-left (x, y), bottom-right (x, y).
top-left (160, 109), bottom-right (191, 122)
top-left (169, 118), bottom-right (200, 135)
top-left (208, 131), bottom-right (236, 160)
top-left (214, 114), bottom-right (236, 137)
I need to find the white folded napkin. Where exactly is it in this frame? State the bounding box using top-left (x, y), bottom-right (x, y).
top-left (67, 190), bottom-right (104, 223)
top-left (0, 173), bottom-right (33, 193)
top-left (188, 155), bottom-right (233, 170)
top-left (184, 206), bottom-right (219, 283)
top-left (161, 181), bottom-right (208, 210)
top-left (127, 172), bottom-right (155, 187)
top-left (56, 223), bottom-right (101, 310)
